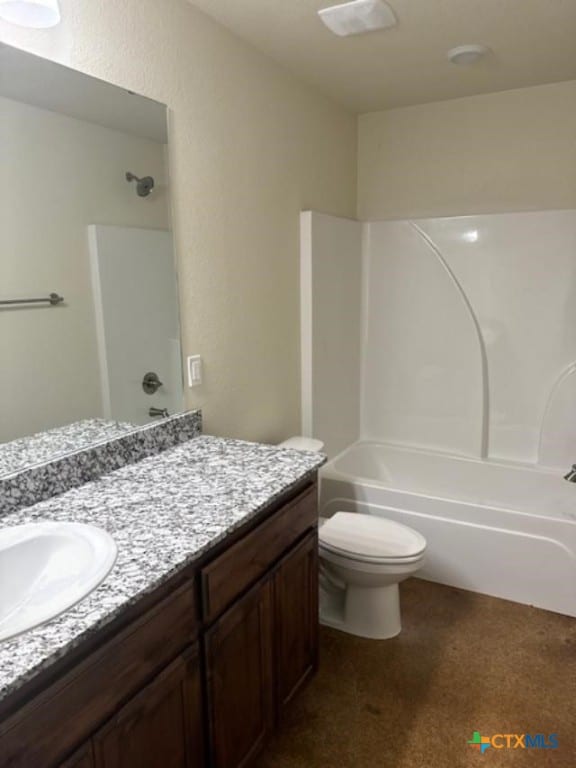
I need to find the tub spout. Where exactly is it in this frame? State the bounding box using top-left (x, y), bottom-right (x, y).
top-left (564, 464), bottom-right (576, 482)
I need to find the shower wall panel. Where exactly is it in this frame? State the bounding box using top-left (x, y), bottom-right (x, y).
top-left (363, 211), bottom-right (576, 465)
top-left (300, 211), bottom-right (363, 457)
top-left (362, 220), bottom-right (486, 458)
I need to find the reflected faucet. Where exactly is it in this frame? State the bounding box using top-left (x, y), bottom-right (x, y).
top-left (564, 464), bottom-right (576, 482)
top-left (149, 407), bottom-right (169, 419)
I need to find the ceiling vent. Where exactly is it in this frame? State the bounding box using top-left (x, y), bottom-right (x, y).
top-left (318, 0), bottom-right (397, 37)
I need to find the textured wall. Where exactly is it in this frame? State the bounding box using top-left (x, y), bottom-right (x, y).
top-left (358, 80), bottom-right (576, 221)
top-left (0, 0), bottom-right (357, 442)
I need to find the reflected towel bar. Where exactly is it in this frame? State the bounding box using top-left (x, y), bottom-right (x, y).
top-left (0, 293), bottom-right (64, 307)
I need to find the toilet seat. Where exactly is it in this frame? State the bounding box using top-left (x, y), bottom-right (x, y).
top-left (319, 512), bottom-right (426, 564)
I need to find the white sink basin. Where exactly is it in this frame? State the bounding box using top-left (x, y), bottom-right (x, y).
top-left (0, 522), bottom-right (117, 641)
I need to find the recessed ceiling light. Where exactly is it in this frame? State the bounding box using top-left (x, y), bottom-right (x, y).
top-left (0, 0), bottom-right (60, 27)
top-left (447, 44), bottom-right (490, 66)
top-left (318, 0), bottom-right (397, 38)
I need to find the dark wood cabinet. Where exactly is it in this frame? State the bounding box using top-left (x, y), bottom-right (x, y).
top-left (201, 485), bottom-right (317, 624)
top-left (0, 583), bottom-right (197, 768)
top-left (92, 646), bottom-right (203, 768)
top-left (1, 478), bottom-right (319, 768)
top-left (205, 579), bottom-right (274, 768)
top-left (60, 744), bottom-right (95, 768)
top-left (274, 530), bottom-right (319, 715)
top-left (204, 528), bottom-right (320, 768)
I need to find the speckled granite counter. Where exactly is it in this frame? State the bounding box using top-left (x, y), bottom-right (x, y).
top-left (0, 419), bottom-right (135, 478)
top-left (0, 436), bottom-right (324, 702)
top-left (0, 410), bottom-right (202, 516)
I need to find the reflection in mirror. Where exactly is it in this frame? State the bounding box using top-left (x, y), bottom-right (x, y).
top-left (0, 43), bottom-right (184, 467)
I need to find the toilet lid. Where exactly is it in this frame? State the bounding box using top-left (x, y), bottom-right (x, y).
top-left (319, 512), bottom-right (426, 562)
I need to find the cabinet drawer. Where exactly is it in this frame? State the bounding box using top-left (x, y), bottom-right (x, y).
top-left (0, 581), bottom-right (197, 768)
top-left (201, 484), bottom-right (317, 624)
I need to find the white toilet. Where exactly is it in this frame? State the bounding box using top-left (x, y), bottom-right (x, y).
top-left (278, 436), bottom-right (426, 640)
top-left (319, 513), bottom-right (426, 639)
top-left (278, 436), bottom-right (326, 452)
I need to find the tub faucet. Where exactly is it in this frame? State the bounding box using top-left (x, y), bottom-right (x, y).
top-left (149, 407), bottom-right (169, 419)
top-left (564, 464), bottom-right (576, 482)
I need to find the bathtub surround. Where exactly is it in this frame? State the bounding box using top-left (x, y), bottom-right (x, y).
top-left (303, 209), bottom-right (576, 468)
top-left (363, 219), bottom-right (487, 458)
top-left (88, 224), bottom-right (184, 424)
top-left (365, 212), bottom-right (576, 464)
top-left (0, 434), bottom-right (324, 702)
top-left (300, 212), bottom-right (363, 457)
top-left (0, 410), bottom-right (202, 516)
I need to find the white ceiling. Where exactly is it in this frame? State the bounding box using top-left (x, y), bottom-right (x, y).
top-left (0, 43), bottom-right (167, 142)
top-left (189, 0), bottom-right (576, 113)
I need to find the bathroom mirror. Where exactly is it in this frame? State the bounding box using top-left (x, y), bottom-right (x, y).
top-left (0, 43), bottom-right (184, 470)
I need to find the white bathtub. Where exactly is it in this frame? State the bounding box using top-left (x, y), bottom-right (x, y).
top-left (320, 442), bottom-right (576, 617)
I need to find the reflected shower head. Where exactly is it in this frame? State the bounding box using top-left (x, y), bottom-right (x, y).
top-left (126, 171), bottom-right (155, 197)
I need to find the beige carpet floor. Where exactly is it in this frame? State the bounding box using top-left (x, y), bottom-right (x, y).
top-left (255, 579), bottom-right (575, 768)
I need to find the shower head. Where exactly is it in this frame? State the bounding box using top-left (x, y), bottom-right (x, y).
top-left (126, 171), bottom-right (155, 197)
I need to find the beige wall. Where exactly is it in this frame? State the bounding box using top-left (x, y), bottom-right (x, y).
top-left (0, 0), bottom-right (357, 443)
top-left (0, 96), bottom-right (168, 442)
top-left (358, 80), bottom-right (576, 221)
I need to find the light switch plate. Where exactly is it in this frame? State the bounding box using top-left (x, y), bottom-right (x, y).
top-left (187, 355), bottom-right (202, 387)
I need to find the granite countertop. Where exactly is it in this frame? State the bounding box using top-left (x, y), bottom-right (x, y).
top-left (0, 419), bottom-right (136, 478)
top-left (0, 436), bottom-right (324, 703)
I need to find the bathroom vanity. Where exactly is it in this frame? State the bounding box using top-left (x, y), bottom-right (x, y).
top-left (0, 434), bottom-right (323, 768)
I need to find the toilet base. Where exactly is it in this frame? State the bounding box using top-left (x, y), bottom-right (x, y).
top-left (320, 582), bottom-right (402, 640)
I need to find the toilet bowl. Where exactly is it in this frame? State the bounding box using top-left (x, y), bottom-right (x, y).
top-left (319, 512), bottom-right (426, 640)
top-left (278, 436), bottom-right (325, 452)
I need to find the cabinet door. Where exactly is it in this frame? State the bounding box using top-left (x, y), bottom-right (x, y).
top-left (274, 530), bottom-right (319, 715)
top-left (93, 646), bottom-right (204, 768)
top-left (205, 577), bottom-right (274, 768)
top-left (60, 743), bottom-right (94, 768)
